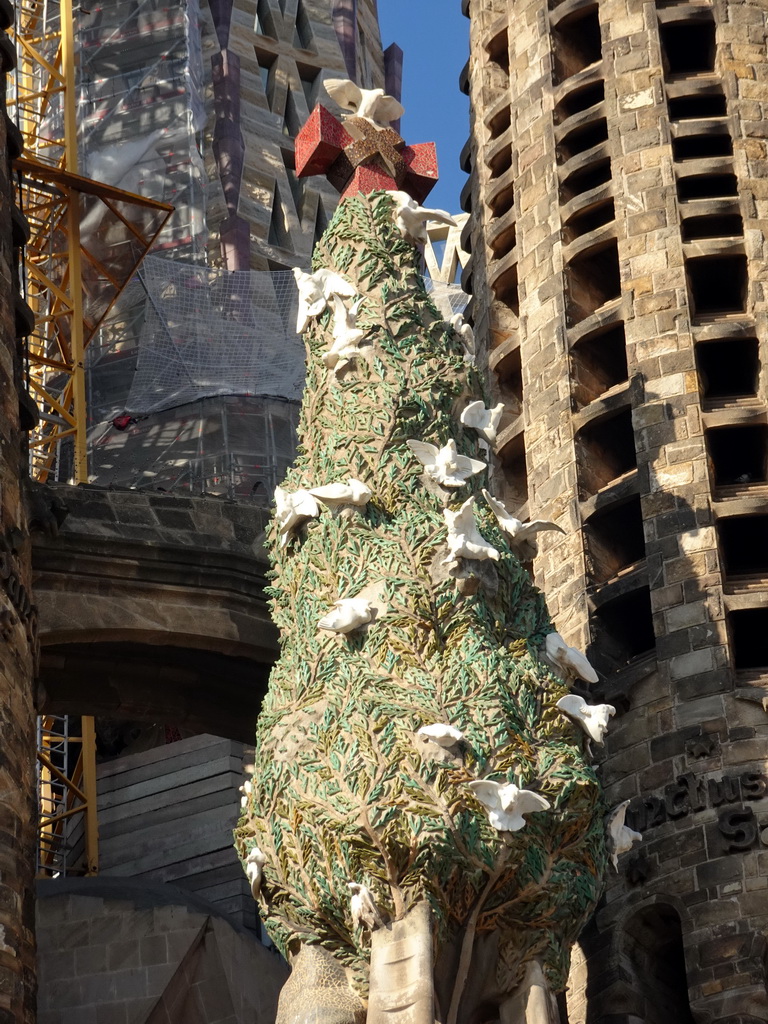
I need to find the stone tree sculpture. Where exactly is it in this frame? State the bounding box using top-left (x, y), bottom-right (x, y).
top-left (237, 88), bottom-right (616, 1024)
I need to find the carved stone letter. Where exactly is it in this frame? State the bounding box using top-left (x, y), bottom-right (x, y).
top-left (718, 806), bottom-right (757, 853)
top-left (740, 772), bottom-right (767, 800)
top-left (664, 782), bottom-right (690, 819)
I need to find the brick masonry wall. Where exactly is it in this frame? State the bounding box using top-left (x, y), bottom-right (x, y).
top-left (0, 2), bottom-right (37, 1018)
top-left (36, 881), bottom-right (287, 1024)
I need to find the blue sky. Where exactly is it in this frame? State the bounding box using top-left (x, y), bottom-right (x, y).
top-left (376, 1), bottom-right (469, 214)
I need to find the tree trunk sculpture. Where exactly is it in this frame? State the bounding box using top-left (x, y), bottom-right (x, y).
top-left (237, 189), bottom-right (608, 1024)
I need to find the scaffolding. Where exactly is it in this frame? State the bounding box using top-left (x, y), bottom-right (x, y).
top-left (37, 715), bottom-right (98, 876)
top-left (9, 0), bottom-right (174, 483)
top-left (17, 158), bottom-right (173, 481)
top-left (9, 0), bottom-right (172, 874)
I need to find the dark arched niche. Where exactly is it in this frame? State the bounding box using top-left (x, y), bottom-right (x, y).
top-left (39, 641), bottom-right (271, 743)
top-left (623, 902), bottom-right (694, 1024)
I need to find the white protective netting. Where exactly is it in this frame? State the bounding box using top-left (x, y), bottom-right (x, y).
top-left (76, 0), bottom-right (208, 256)
top-left (121, 256), bottom-right (469, 417)
top-left (125, 257), bottom-right (305, 414)
top-left (84, 258), bottom-right (470, 497)
top-left (89, 395), bottom-right (301, 501)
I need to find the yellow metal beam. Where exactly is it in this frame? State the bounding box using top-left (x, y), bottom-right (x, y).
top-left (81, 717), bottom-right (99, 875)
top-left (60, 0), bottom-right (77, 172)
top-left (36, 716), bottom-right (99, 877)
top-left (65, 189), bottom-right (86, 482)
top-left (13, 160), bottom-right (172, 483)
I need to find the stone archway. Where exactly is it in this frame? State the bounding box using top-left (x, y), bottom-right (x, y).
top-left (622, 902), bottom-right (695, 1024)
top-left (32, 483), bottom-right (280, 736)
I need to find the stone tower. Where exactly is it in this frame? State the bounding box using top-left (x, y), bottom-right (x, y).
top-left (461, 0), bottom-right (768, 1020)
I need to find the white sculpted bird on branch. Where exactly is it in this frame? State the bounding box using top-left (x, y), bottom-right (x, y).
top-left (416, 724), bottom-right (465, 749)
top-left (293, 267), bottom-right (357, 334)
top-left (322, 295), bottom-right (366, 371)
top-left (274, 487), bottom-right (320, 549)
top-left (407, 439), bottom-right (485, 488)
top-left (460, 401), bottom-right (505, 446)
top-left (389, 191), bottom-right (458, 245)
top-left (317, 597), bottom-right (375, 635)
top-left (309, 478), bottom-right (372, 509)
top-left (347, 882), bottom-right (385, 932)
top-left (607, 801), bottom-right (642, 870)
top-left (245, 847), bottom-right (267, 899)
top-left (442, 497), bottom-right (500, 565)
top-left (542, 631), bottom-right (599, 686)
top-left (467, 780), bottom-right (552, 833)
top-left (482, 489), bottom-right (565, 561)
top-left (449, 313), bottom-right (476, 364)
top-left (556, 694), bottom-right (616, 745)
top-left (324, 78), bottom-right (405, 127)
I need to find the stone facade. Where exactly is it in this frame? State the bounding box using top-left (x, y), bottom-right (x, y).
top-left (462, 0), bottom-right (768, 1019)
top-left (202, 0), bottom-right (387, 270)
top-left (36, 880), bottom-right (287, 1024)
top-left (33, 485), bottom-right (276, 738)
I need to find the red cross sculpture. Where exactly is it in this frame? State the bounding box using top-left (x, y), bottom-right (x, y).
top-left (295, 105), bottom-right (438, 202)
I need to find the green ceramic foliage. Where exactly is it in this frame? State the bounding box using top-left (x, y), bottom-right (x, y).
top-left (237, 190), bottom-right (607, 997)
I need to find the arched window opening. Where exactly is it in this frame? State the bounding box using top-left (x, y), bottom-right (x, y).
top-left (623, 904), bottom-right (694, 1024)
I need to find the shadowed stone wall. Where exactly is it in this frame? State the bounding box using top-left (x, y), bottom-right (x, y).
top-left (33, 485), bottom-right (277, 738)
top-left (0, 0), bottom-right (38, 1015)
top-left (36, 880), bottom-right (287, 1024)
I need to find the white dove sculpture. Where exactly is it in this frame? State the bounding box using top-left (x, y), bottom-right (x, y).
top-left (607, 800), bottom-right (642, 870)
top-left (460, 401), bottom-right (505, 446)
top-left (442, 497), bottom-right (500, 565)
top-left (449, 313), bottom-right (476, 365)
top-left (324, 78), bottom-right (404, 127)
top-left (543, 631), bottom-right (599, 685)
top-left (407, 438), bottom-right (486, 488)
top-left (274, 487), bottom-right (320, 549)
top-left (389, 190), bottom-right (458, 245)
top-left (416, 724), bottom-right (464, 748)
top-left (318, 597), bottom-right (375, 635)
top-left (245, 846), bottom-right (267, 899)
top-left (309, 478), bottom-right (372, 509)
top-left (293, 267), bottom-right (357, 334)
top-left (239, 778), bottom-right (252, 809)
top-left (556, 694), bottom-right (616, 745)
top-left (347, 882), bottom-right (385, 931)
top-left (467, 780), bottom-right (551, 832)
top-left (481, 489), bottom-right (565, 560)
top-left (322, 295), bottom-right (366, 371)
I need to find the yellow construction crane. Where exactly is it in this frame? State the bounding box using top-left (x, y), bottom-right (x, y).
top-left (9, 0), bottom-right (172, 483)
top-left (9, 0), bottom-right (173, 874)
